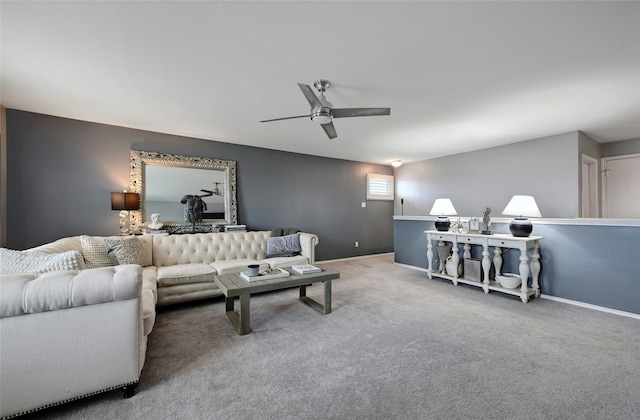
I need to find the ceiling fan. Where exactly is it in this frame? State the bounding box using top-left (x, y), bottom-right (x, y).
top-left (259, 79), bottom-right (391, 139)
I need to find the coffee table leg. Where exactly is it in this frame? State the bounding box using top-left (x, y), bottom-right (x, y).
top-left (324, 279), bottom-right (332, 314)
top-left (225, 294), bottom-right (251, 335)
top-left (239, 294), bottom-right (250, 334)
top-left (299, 280), bottom-right (332, 314)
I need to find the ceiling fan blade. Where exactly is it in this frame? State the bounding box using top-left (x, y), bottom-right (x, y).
top-left (331, 107), bottom-right (391, 118)
top-left (321, 121), bottom-right (337, 139)
top-left (259, 115), bottom-right (310, 123)
top-left (297, 83), bottom-right (324, 110)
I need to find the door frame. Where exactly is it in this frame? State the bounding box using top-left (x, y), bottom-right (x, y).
top-left (581, 154), bottom-right (599, 218)
top-left (601, 153), bottom-right (640, 218)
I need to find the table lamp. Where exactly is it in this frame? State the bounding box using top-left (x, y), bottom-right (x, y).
top-left (111, 191), bottom-right (140, 235)
top-left (502, 195), bottom-right (542, 237)
top-left (430, 198), bottom-right (457, 232)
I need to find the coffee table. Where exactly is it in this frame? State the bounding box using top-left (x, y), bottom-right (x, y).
top-left (213, 267), bottom-right (340, 335)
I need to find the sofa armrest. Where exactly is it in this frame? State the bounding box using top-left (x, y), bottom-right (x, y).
top-left (0, 265), bottom-right (142, 318)
top-left (298, 232), bottom-right (319, 264)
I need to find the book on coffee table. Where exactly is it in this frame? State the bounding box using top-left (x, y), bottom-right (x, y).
top-left (291, 264), bottom-right (322, 274)
top-left (240, 268), bottom-right (290, 282)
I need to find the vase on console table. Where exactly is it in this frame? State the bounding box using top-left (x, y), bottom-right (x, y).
top-left (436, 245), bottom-right (452, 274)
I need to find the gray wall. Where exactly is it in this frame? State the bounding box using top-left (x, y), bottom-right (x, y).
top-left (394, 219), bottom-right (640, 315)
top-left (602, 137), bottom-right (640, 157)
top-left (5, 110), bottom-right (394, 260)
top-left (394, 131), bottom-right (579, 218)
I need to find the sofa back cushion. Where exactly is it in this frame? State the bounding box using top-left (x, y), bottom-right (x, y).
top-left (152, 231), bottom-right (271, 267)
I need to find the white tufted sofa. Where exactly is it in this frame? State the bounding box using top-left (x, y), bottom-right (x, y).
top-left (0, 265), bottom-right (146, 419)
top-left (0, 230), bottom-right (318, 418)
top-left (150, 231), bottom-right (317, 305)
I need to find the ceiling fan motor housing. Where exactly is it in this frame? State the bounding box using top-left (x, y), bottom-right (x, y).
top-left (311, 109), bottom-right (332, 124)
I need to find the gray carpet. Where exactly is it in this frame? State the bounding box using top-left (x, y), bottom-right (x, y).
top-left (22, 255), bottom-right (640, 419)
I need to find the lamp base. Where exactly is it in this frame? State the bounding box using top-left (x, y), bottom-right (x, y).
top-left (509, 217), bottom-right (533, 237)
top-left (434, 216), bottom-right (451, 232)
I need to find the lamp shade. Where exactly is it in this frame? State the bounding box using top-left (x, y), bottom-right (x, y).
top-left (502, 195), bottom-right (541, 218)
top-left (429, 198), bottom-right (457, 216)
top-left (111, 192), bottom-right (140, 211)
top-left (502, 195), bottom-right (541, 237)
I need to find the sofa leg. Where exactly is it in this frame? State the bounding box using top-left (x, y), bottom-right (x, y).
top-left (122, 382), bottom-right (139, 398)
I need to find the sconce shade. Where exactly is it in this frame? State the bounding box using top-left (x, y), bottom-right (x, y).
top-left (111, 192), bottom-right (140, 211)
top-left (429, 198), bottom-right (457, 232)
top-left (502, 195), bottom-right (541, 237)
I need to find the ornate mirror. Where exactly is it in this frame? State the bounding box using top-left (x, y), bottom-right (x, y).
top-left (129, 150), bottom-right (238, 233)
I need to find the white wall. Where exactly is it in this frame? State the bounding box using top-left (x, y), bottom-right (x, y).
top-left (394, 131), bottom-right (579, 218)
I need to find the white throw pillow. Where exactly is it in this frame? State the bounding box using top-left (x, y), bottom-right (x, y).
top-left (80, 235), bottom-right (114, 268)
top-left (0, 248), bottom-right (86, 275)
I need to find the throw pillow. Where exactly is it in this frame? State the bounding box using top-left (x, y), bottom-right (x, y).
top-left (80, 235), bottom-right (114, 268)
top-left (104, 236), bottom-right (152, 267)
top-left (266, 233), bottom-right (302, 258)
top-left (0, 248), bottom-right (86, 275)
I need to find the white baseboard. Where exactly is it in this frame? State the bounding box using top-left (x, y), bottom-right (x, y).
top-left (317, 252), bottom-right (394, 264)
top-left (393, 261), bottom-right (640, 320)
top-left (540, 294), bottom-right (640, 320)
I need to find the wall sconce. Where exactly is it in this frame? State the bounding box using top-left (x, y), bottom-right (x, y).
top-left (111, 191), bottom-right (140, 235)
top-left (429, 198), bottom-right (457, 231)
top-left (502, 195), bottom-right (542, 237)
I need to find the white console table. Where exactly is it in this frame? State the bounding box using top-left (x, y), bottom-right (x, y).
top-left (425, 230), bottom-right (542, 303)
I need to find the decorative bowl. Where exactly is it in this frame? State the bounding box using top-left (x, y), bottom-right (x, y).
top-left (496, 273), bottom-right (522, 289)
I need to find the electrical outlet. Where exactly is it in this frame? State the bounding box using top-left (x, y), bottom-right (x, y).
top-left (355, 241), bottom-right (359, 247)
top-left (361, 202), bottom-right (366, 208)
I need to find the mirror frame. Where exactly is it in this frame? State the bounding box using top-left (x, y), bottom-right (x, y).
top-left (129, 150), bottom-right (238, 233)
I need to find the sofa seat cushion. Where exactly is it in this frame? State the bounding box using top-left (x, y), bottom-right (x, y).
top-left (211, 259), bottom-right (267, 275)
top-left (263, 255), bottom-right (310, 269)
top-left (156, 264), bottom-right (215, 287)
top-left (157, 282), bottom-right (222, 306)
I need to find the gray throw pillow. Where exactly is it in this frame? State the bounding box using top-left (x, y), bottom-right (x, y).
top-left (266, 233), bottom-right (302, 258)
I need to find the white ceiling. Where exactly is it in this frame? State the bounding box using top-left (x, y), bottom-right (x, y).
top-left (2, 1), bottom-right (639, 165)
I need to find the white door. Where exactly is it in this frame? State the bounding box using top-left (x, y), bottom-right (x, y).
top-left (602, 153), bottom-right (640, 218)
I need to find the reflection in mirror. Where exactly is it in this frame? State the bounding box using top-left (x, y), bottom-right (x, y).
top-left (145, 166), bottom-right (226, 221)
top-left (129, 150), bottom-right (237, 233)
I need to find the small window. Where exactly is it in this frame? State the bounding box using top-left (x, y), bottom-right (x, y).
top-left (366, 173), bottom-right (394, 201)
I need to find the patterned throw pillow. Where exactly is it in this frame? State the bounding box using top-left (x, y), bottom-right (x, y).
top-left (80, 235), bottom-right (114, 268)
top-left (104, 236), bottom-right (152, 267)
top-left (0, 248), bottom-right (86, 275)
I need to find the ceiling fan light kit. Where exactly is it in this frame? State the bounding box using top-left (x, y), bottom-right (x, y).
top-left (260, 79), bottom-right (390, 139)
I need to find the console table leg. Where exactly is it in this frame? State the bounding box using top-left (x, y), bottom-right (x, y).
top-left (493, 246), bottom-right (503, 276)
top-left (519, 250), bottom-right (530, 303)
top-left (531, 244), bottom-right (541, 298)
top-left (482, 244), bottom-right (491, 293)
top-left (427, 238), bottom-right (434, 279)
